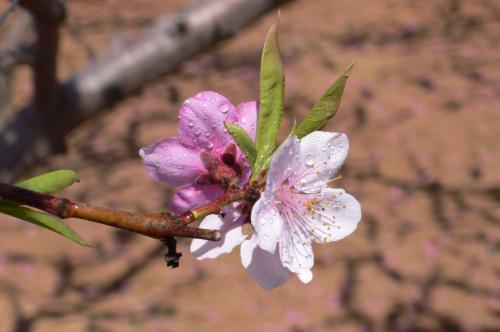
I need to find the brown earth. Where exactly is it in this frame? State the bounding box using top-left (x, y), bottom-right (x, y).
top-left (0, 0), bottom-right (499, 331)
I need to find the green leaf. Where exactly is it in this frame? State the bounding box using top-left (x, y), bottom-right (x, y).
top-left (0, 205), bottom-right (88, 246)
top-left (225, 122), bottom-right (256, 173)
top-left (293, 62), bottom-right (354, 138)
top-left (0, 199), bottom-right (17, 208)
top-left (286, 116), bottom-right (297, 139)
top-left (16, 170), bottom-right (79, 194)
top-left (254, 19), bottom-right (285, 178)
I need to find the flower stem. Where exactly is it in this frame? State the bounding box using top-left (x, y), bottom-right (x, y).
top-left (180, 182), bottom-right (262, 224)
top-left (0, 183), bottom-right (221, 241)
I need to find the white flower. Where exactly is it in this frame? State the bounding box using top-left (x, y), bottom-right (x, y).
top-left (249, 131), bottom-right (361, 286)
top-left (190, 131), bottom-right (361, 290)
top-left (190, 203), bottom-right (289, 290)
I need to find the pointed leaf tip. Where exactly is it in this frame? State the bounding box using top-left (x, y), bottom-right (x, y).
top-left (254, 19), bottom-right (285, 178)
top-left (225, 122), bottom-right (257, 173)
top-left (16, 170), bottom-right (79, 195)
top-left (293, 62), bottom-right (354, 138)
top-left (0, 205), bottom-right (89, 246)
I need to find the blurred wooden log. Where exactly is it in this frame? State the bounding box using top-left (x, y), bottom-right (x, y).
top-left (0, 0), bottom-right (65, 182)
top-left (0, 11), bottom-right (32, 122)
top-left (0, 0), bottom-right (290, 182)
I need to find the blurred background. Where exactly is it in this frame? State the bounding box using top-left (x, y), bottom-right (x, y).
top-left (0, 0), bottom-right (499, 331)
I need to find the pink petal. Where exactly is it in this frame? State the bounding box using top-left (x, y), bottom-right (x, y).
top-left (139, 137), bottom-right (204, 187)
top-left (178, 91), bottom-right (236, 152)
top-left (240, 236), bottom-right (289, 290)
top-left (264, 136), bottom-right (302, 197)
top-left (190, 205), bottom-right (246, 260)
top-left (250, 197), bottom-right (283, 254)
top-left (233, 101), bottom-right (258, 140)
top-left (169, 184), bottom-right (223, 214)
top-left (296, 132), bottom-right (349, 192)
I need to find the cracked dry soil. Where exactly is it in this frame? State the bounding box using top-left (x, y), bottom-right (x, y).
top-left (0, 0), bottom-right (499, 331)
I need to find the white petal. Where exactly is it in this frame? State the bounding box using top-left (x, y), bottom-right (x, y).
top-left (279, 229), bottom-right (314, 275)
top-left (297, 269), bottom-right (313, 284)
top-left (251, 197), bottom-right (283, 254)
top-left (240, 236), bottom-right (289, 290)
top-left (190, 206), bottom-right (247, 260)
top-left (295, 132), bottom-right (349, 192)
top-left (264, 136), bottom-right (302, 197)
top-left (312, 188), bottom-right (362, 243)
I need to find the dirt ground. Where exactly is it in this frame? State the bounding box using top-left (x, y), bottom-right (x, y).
top-left (0, 0), bottom-right (499, 331)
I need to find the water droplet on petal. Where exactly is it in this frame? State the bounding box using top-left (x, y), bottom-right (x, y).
top-left (194, 128), bottom-right (201, 136)
top-left (207, 142), bottom-right (214, 149)
top-left (188, 121), bottom-right (194, 128)
top-left (305, 154), bottom-right (315, 167)
top-left (220, 103), bottom-right (229, 113)
top-left (241, 117), bottom-right (247, 124)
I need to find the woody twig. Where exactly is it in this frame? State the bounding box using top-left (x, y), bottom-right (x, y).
top-left (0, 182), bottom-right (221, 241)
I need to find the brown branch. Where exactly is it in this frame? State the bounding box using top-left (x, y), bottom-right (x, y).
top-left (0, 0), bottom-right (292, 182)
top-left (18, 0), bottom-right (65, 149)
top-left (0, 43), bottom-right (34, 71)
top-left (179, 185), bottom-right (259, 223)
top-left (0, 182), bottom-right (221, 241)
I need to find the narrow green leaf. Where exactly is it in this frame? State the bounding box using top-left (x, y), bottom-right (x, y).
top-left (254, 19), bottom-right (285, 177)
top-left (225, 122), bottom-right (257, 172)
top-left (286, 116), bottom-right (297, 139)
top-left (0, 199), bottom-right (17, 208)
top-left (293, 62), bottom-right (354, 138)
top-left (16, 170), bottom-right (79, 194)
top-left (0, 205), bottom-right (88, 246)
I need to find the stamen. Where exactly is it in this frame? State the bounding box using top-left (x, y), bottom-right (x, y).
top-left (326, 175), bottom-right (343, 186)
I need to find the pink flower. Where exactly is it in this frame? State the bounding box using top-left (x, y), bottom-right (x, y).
top-left (191, 132), bottom-right (361, 289)
top-left (139, 91), bottom-right (257, 213)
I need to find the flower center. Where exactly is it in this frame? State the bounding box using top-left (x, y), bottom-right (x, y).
top-left (198, 143), bottom-right (242, 189)
top-left (275, 181), bottom-right (337, 245)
